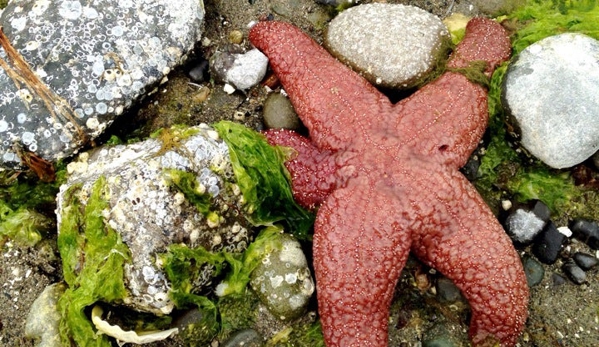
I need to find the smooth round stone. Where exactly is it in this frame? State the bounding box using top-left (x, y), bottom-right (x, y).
top-left (562, 261), bottom-right (586, 285)
top-left (572, 252), bottom-right (599, 271)
top-left (503, 33), bottom-right (599, 169)
top-left (24, 283), bottom-right (67, 347)
top-left (523, 256), bottom-right (544, 287)
top-left (570, 219), bottom-right (599, 250)
top-left (551, 273), bottom-right (567, 286)
top-left (210, 49), bottom-right (268, 91)
top-left (262, 93), bottom-right (301, 130)
top-left (436, 277), bottom-right (462, 302)
top-left (325, 3), bottom-right (450, 89)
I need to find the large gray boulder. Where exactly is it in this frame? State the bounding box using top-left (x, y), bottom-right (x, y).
top-left (325, 3), bottom-right (450, 89)
top-left (503, 33), bottom-right (599, 169)
top-left (0, 0), bottom-right (204, 169)
top-left (56, 124), bottom-right (251, 315)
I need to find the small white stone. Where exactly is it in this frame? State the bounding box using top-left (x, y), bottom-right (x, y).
top-left (557, 226), bottom-right (573, 237)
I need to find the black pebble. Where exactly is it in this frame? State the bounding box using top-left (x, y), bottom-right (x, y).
top-left (573, 252), bottom-right (599, 270)
top-left (551, 273), bottom-right (567, 286)
top-left (562, 261), bottom-right (586, 285)
top-left (436, 277), bottom-right (462, 302)
top-left (570, 218), bottom-right (599, 249)
top-left (532, 222), bottom-right (566, 264)
top-left (188, 59), bottom-right (210, 83)
top-left (531, 200), bottom-right (551, 223)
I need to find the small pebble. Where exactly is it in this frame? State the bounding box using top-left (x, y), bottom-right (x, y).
top-left (262, 93), bottom-right (301, 130)
top-left (570, 218), bottom-right (599, 249)
top-left (314, 0), bottom-right (356, 7)
top-left (551, 273), bottom-right (567, 287)
top-left (24, 283), bottom-right (67, 347)
top-left (188, 59), bottom-right (210, 83)
top-left (572, 252), bottom-right (599, 270)
top-left (562, 261), bottom-right (586, 285)
top-left (192, 86), bottom-right (211, 104)
top-left (531, 200), bottom-right (551, 223)
top-left (228, 30), bottom-right (244, 44)
top-left (210, 49), bottom-right (268, 90)
top-left (222, 329), bottom-right (263, 347)
top-left (435, 277), bottom-right (462, 302)
top-left (532, 222), bottom-right (567, 264)
top-left (523, 256), bottom-right (544, 287)
top-left (504, 208), bottom-right (545, 244)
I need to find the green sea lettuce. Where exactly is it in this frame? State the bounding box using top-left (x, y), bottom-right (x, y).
top-left (213, 121), bottom-right (314, 239)
top-left (57, 177), bottom-right (130, 347)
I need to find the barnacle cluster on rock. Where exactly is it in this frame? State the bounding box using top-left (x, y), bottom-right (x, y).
top-left (56, 124), bottom-right (251, 315)
top-left (0, 0), bottom-right (204, 169)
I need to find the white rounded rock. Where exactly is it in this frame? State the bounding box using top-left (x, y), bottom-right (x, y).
top-left (503, 33), bottom-right (599, 169)
top-left (325, 3), bottom-right (450, 89)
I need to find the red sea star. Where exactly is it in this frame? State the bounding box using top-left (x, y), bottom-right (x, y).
top-left (249, 18), bottom-right (529, 347)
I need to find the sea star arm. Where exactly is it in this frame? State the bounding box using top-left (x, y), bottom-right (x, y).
top-left (390, 18), bottom-right (510, 169)
top-left (262, 129), bottom-right (338, 209)
top-left (408, 167), bottom-right (529, 346)
top-left (313, 175), bottom-right (412, 347)
top-left (249, 21), bottom-right (393, 152)
top-left (447, 18), bottom-right (512, 76)
top-left (391, 72), bottom-right (488, 169)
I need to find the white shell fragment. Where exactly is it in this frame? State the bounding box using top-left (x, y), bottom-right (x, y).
top-left (91, 305), bottom-right (178, 346)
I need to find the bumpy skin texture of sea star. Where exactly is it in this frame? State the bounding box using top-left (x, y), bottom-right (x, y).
top-left (249, 18), bottom-right (529, 347)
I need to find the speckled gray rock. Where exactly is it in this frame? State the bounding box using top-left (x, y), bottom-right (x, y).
top-left (505, 208), bottom-right (546, 244)
top-left (56, 124), bottom-right (252, 315)
top-left (325, 3), bottom-right (450, 89)
top-left (24, 282), bottom-right (67, 347)
top-left (503, 33), bottom-right (599, 169)
top-left (250, 233), bottom-right (314, 321)
top-left (0, 0), bottom-right (205, 170)
top-left (210, 49), bottom-right (268, 91)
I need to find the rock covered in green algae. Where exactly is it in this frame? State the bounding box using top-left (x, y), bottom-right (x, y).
top-left (250, 233), bottom-right (314, 321)
top-left (56, 124), bottom-right (251, 315)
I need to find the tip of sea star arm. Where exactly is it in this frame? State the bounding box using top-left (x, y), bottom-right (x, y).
top-left (409, 172), bottom-right (528, 347)
top-left (447, 17), bottom-right (511, 76)
top-left (262, 129), bottom-right (337, 209)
